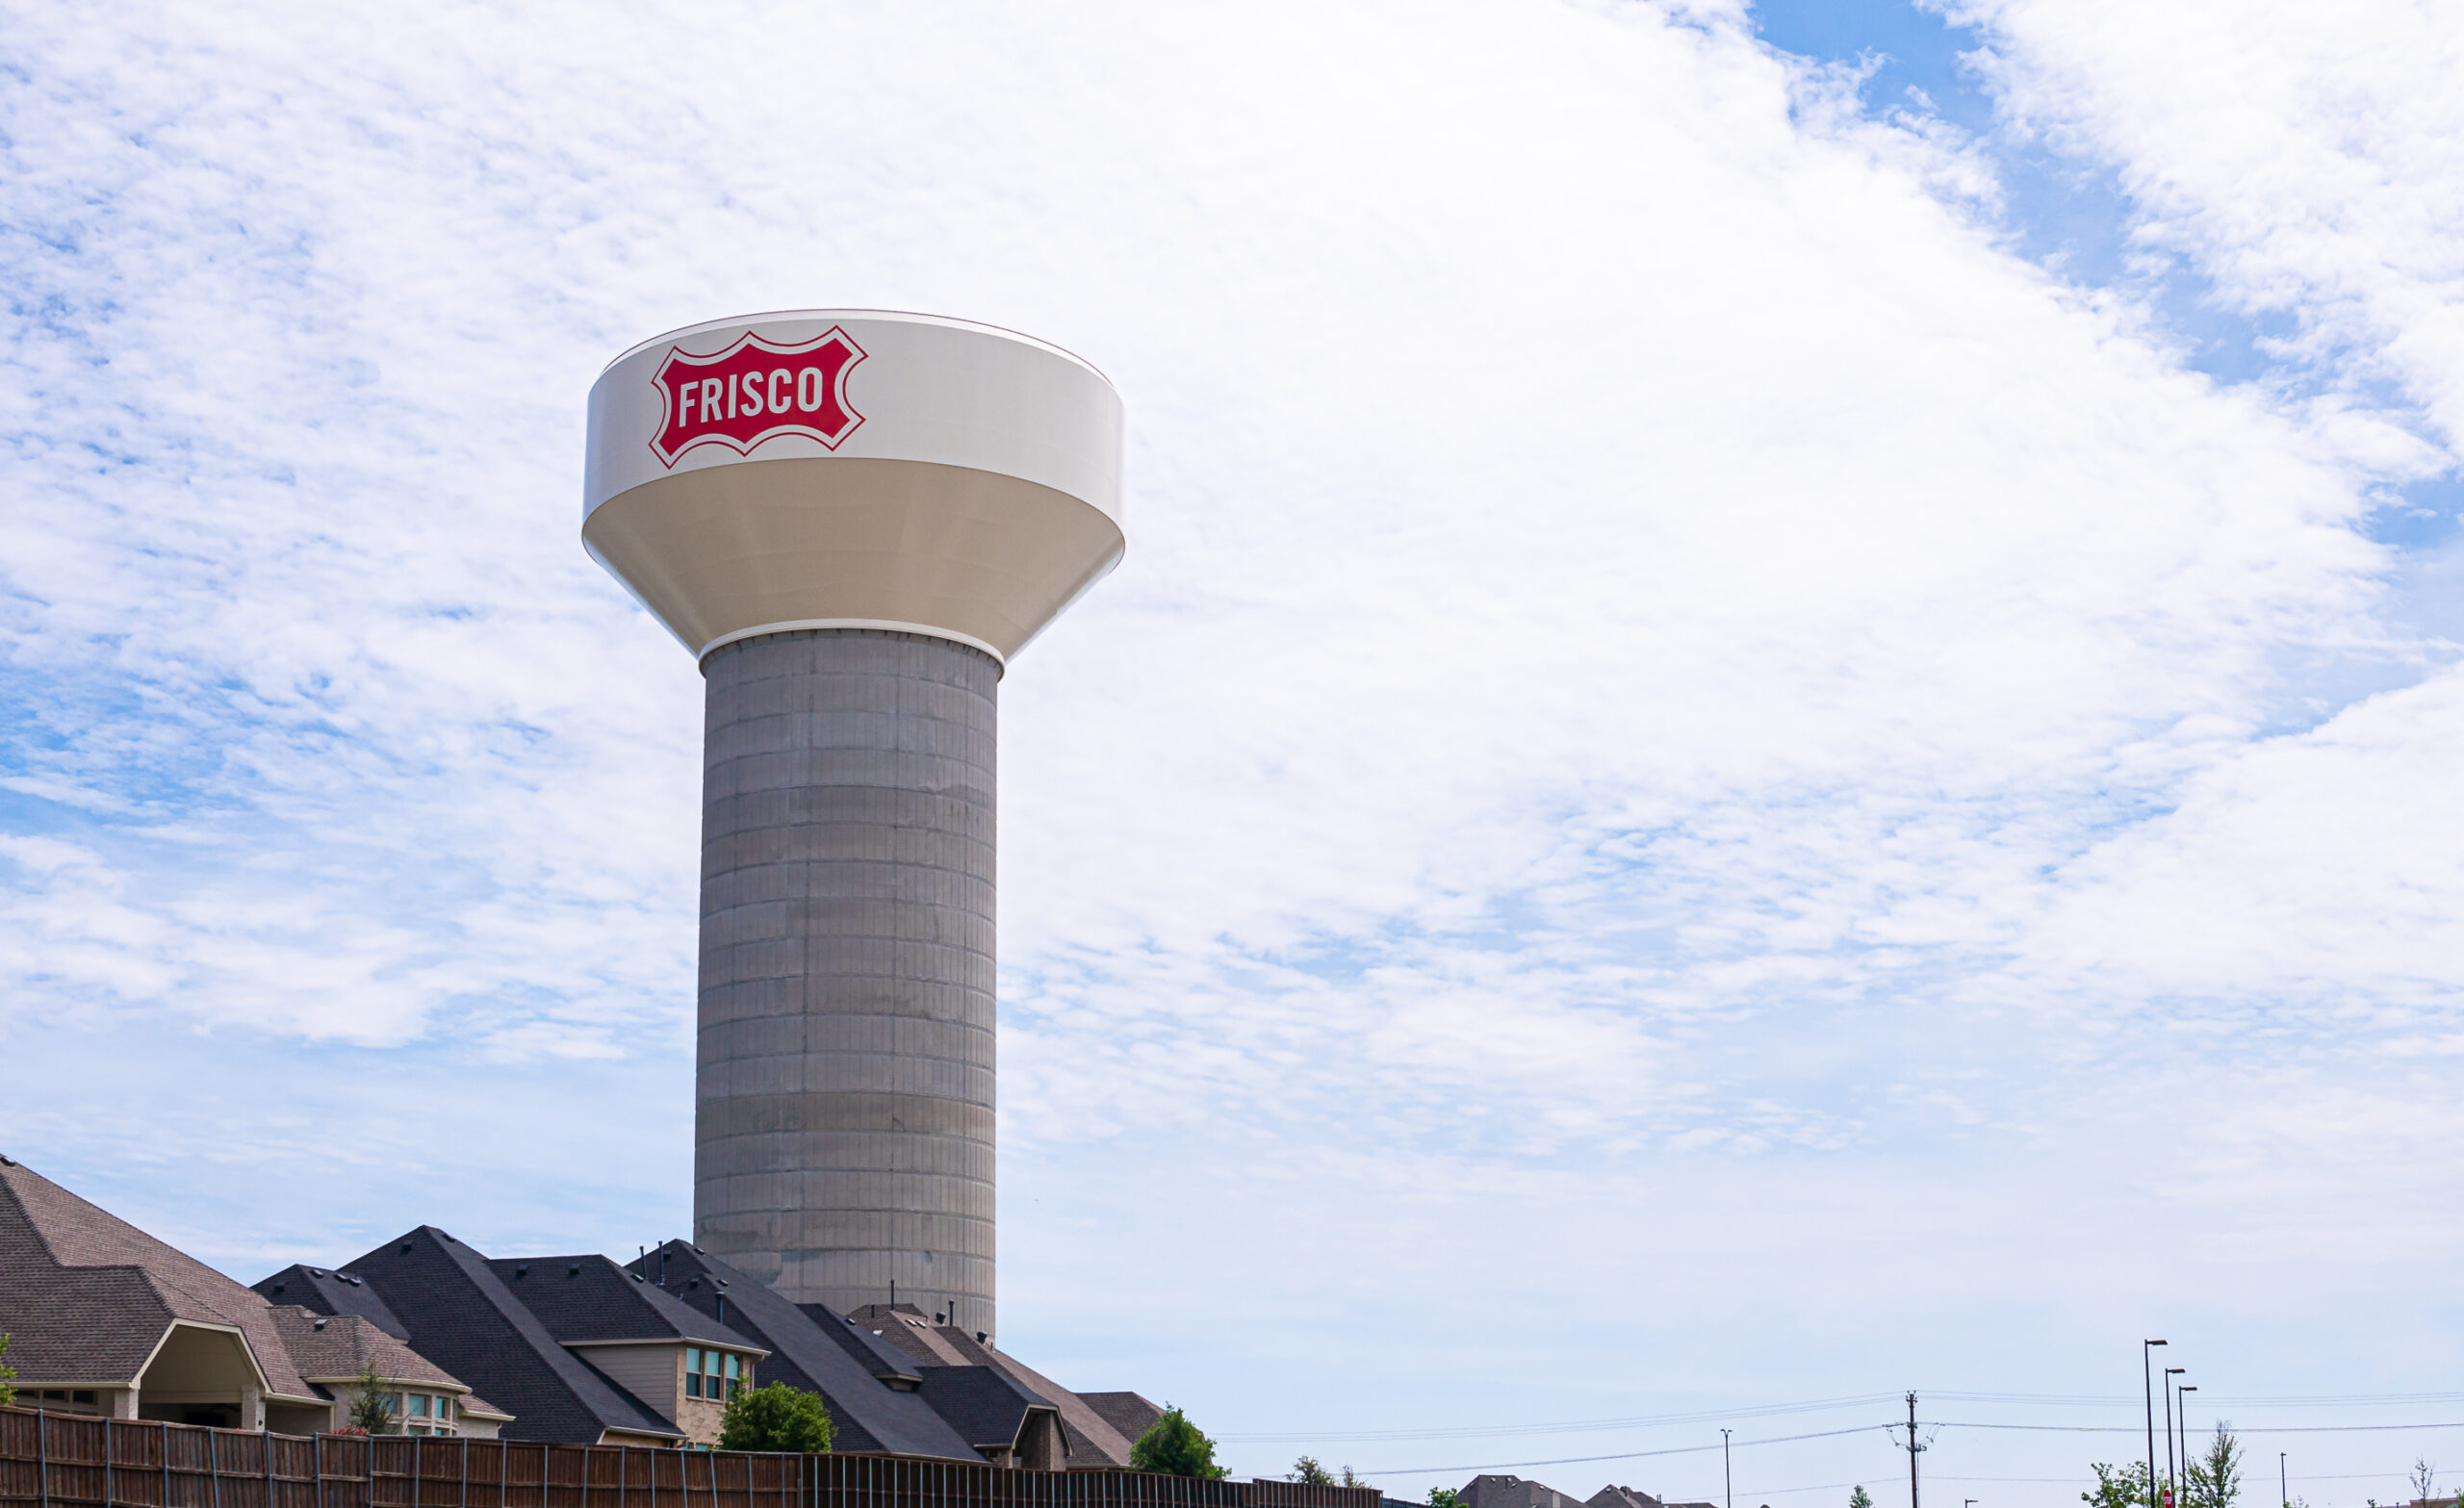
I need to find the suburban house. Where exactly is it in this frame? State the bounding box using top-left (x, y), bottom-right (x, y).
top-left (0, 1156), bottom-right (503, 1437)
top-left (646, 1240), bottom-right (1161, 1467)
top-left (4, 1157), bottom-right (1170, 1465)
top-left (1455, 1480), bottom-right (1713, 1508)
top-left (255, 1229), bottom-right (705, 1448)
top-left (263, 1232), bottom-right (1168, 1462)
top-left (1586, 1489), bottom-right (1718, 1508)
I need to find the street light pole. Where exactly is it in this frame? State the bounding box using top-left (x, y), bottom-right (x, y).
top-left (2145, 1342), bottom-right (2169, 1508)
top-left (2279, 1453), bottom-right (2288, 1508)
top-left (2164, 1368), bottom-right (2186, 1508)
top-left (1723, 1429), bottom-right (1732, 1508)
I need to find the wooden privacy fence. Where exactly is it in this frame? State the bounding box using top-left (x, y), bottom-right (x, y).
top-left (0, 1411), bottom-right (1384, 1508)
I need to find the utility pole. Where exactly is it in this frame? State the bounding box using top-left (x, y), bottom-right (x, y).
top-left (1902, 1392), bottom-right (1925, 1508)
top-left (1723, 1428), bottom-right (1733, 1508)
top-left (2279, 1453), bottom-right (2287, 1508)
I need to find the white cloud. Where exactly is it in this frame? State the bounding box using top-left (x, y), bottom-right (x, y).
top-left (1946, 0), bottom-right (2464, 447)
top-left (1, 0), bottom-right (2461, 1499)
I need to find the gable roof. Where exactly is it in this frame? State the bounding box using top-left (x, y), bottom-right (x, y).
top-left (257, 1264), bottom-right (410, 1339)
top-left (859, 1312), bottom-right (1134, 1467)
top-left (0, 1156), bottom-right (314, 1399)
top-left (847, 1304), bottom-right (977, 1367)
top-left (1079, 1393), bottom-right (1164, 1446)
top-left (634, 1241), bottom-right (980, 1461)
top-left (802, 1303), bottom-right (925, 1388)
top-left (913, 1365), bottom-right (1060, 1454)
top-left (484, 1254), bottom-right (762, 1353)
top-left (266, 1307), bottom-right (506, 1419)
top-left (276, 1226), bottom-right (681, 1444)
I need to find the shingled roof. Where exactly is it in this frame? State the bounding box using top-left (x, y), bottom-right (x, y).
top-left (1079, 1392), bottom-right (1164, 1446)
top-left (0, 1155), bottom-right (317, 1401)
top-left (637, 1240), bottom-right (979, 1460)
top-left (484, 1253), bottom-right (762, 1352)
top-left (262, 1226), bottom-right (682, 1444)
top-left (851, 1309), bottom-right (1141, 1466)
top-left (257, 1265), bottom-right (411, 1339)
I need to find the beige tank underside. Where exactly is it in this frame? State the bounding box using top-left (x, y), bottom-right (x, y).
top-left (583, 456), bottom-right (1123, 664)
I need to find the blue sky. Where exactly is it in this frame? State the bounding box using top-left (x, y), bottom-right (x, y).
top-left (6, 0), bottom-right (2464, 1503)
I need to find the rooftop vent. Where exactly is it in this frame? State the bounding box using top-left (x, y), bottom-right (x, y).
top-left (567, 1263), bottom-right (580, 1277)
top-left (513, 1265), bottom-right (529, 1279)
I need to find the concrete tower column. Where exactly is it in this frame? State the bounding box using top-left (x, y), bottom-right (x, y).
top-left (583, 311), bottom-right (1121, 1342)
top-left (696, 627), bottom-right (999, 1327)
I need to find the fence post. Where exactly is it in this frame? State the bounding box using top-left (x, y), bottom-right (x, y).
top-left (37, 1405), bottom-right (50, 1508)
top-left (462, 1437), bottom-right (471, 1508)
top-left (162, 1421), bottom-right (172, 1508)
top-left (106, 1414), bottom-right (116, 1508)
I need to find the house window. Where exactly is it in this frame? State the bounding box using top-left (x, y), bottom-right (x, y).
top-left (389, 1391), bottom-right (456, 1436)
top-left (685, 1347), bottom-right (748, 1401)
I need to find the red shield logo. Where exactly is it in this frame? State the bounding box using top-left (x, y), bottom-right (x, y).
top-left (650, 326), bottom-right (865, 467)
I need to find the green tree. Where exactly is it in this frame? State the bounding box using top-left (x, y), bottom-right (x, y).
top-left (1852, 1489), bottom-right (1874, 1508)
top-left (1131, 1406), bottom-right (1229, 1479)
top-left (346, 1361), bottom-right (398, 1435)
top-left (2085, 1461), bottom-right (2156, 1508)
top-left (1343, 1468), bottom-right (1369, 1490)
top-left (718, 1382), bottom-right (837, 1453)
top-left (1, 1332), bottom-right (15, 1408)
top-left (1428, 1491), bottom-right (1468, 1508)
top-left (2184, 1428), bottom-right (2245, 1508)
top-left (1294, 1458), bottom-right (1336, 1486)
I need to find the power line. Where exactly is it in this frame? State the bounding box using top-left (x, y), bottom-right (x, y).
top-left (1221, 1395), bottom-right (1904, 1444)
top-left (1933, 1420), bottom-right (2464, 1436)
top-left (1225, 1392), bottom-right (2464, 1444)
top-left (1358, 1424), bottom-right (1898, 1478)
top-left (1350, 1417), bottom-right (2464, 1480)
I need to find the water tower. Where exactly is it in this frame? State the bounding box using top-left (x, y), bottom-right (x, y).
top-left (583, 311), bottom-right (1123, 1335)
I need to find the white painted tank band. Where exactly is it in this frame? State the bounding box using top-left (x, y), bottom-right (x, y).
top-left (695, 619), bottom-right (1009, 668)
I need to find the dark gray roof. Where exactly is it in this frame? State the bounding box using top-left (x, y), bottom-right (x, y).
top-left (256, 1264), bottom-right (410, 1339)
top-left (1460, 1476), bottom-right (1580, 1508)
top-left (914, 1365), bottom-right (1057, 1453)
top-left (800, 1302), bottom-right (925, 1387)
top-left (1079, 1392), bottom-right (1164, 1445)
top-left (909, 1326), bottom-right (1136, 1467)
top-left (0, 1157), bottom-right (315, 1398)
top-left (846, 1304), bottom-right (974, 1367)
top-left (633, 1241), bottom-right (979, 1461)
top-left (485, 1254), bottom-right (762, 1352)
top-left (280, 1225), bottom-right (682, 1444)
